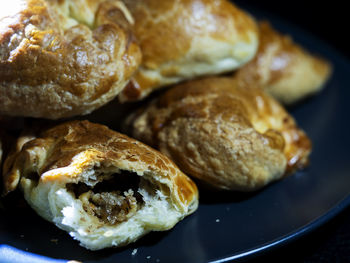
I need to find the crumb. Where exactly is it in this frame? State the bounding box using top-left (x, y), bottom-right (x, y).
top-left (146, 256), bottom-right (151, 259)
top-left (156, 259), bottom-right (160, 262)
top-left (226, 207), bottom-right (230, 211)
top-left (25, 248), bottom-right (28, 251)
top-left (50, 239), bottom-right (59, 244)
top-left (20, 235), bottom-right (24, 238)
top-left (131, 249), bottom-right (138, 256)
top-left (215, 219), bottom-right (220, 223)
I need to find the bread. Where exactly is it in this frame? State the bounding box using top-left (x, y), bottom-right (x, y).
top-left (0, 0), bottom-right (141, 119)
top-left (119, 0), bottom-right (259, 101)
top-left (235, 22), bottom-right (332, 104)
top-left (2, 120), bottom-right (198, 250)
top-left (125, 77), bottom-right (311, 191)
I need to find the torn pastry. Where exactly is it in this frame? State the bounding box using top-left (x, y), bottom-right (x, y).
top-left (0, 0), bottom-right (141, 119)
top-left (119, 0), bottom-right (259, 101)
top-left (2, 120), bottom-right (198, 250)
top-left (234, 21), bottom-right (332, 104)
top-left (125, 77), bottom-right (311, 191)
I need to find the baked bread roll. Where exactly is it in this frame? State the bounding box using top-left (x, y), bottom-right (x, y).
top-left (125, 77), bottom-right (311, 191)
top-left (235, 22), bottom-right (332, 104)
top-left (119, 0), bottom-right (259, 101)
top-left (2, 120), bottom-right (198, 250)
top-left (0, 0), bottom-right (141, 119)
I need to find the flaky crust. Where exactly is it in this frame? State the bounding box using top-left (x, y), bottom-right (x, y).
top-left (119, 0), bottom-right (258, 101)
top-left (0, 0), bottom-right (141, 119)
top-left (126, 77), bottom-right (311, 191)
top-left (2, 120), bottom-right (198, 249)
top-left (235, 22), bottom-right (332, 104)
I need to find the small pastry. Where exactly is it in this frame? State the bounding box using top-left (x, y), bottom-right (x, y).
top-left (235, 22), bottom-right (332, 104)
top-left (125, 77), bottom-right (311, 191)
top-left (0, 0), bottom-right (141, 119)
top-left (2, 120), bottom-right (198, 250)
top-left (119, 0), bottom-right (259, 101)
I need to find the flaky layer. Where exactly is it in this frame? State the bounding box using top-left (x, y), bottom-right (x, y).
top-left (0, 0), bottom-right (141, 119)
top-left (235, 22), bottom-right (332, 104)
top-left (126, 77), bottom-right (311, 191)
top-left (119, 0), bottom-right (259, 101)
top-left (2, 120), bottom-right (198, 250)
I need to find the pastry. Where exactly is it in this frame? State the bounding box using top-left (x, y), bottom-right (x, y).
top-left (234, 22), bottom-right (332, 104)
top-left (125, 77), bottom-right (311, 191)
top-left (0, 0), bottom-right (141, 119)
top-left (119, 0), bottom-right (259, 101)
top-left (2, 120), bottom-right (198, 250)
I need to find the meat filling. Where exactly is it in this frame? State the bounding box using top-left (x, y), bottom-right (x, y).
top-left (67, 171), bottom-right (146, 225)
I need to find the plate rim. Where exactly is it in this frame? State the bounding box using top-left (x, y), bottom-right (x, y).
top-left (2, 4), bottom-right (350, 263)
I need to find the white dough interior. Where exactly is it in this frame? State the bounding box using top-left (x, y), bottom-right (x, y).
top-left (20, 168), bottom-right (182, 250)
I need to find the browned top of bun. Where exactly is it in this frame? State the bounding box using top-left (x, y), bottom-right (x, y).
top-left (126, 77), bottom-right (311, 190)
top-left (0, 0), bottom-right (141, 119)
top-left (119, 0), bottom-right (259, 101)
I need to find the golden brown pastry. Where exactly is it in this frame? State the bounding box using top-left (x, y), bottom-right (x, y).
top-left (0, 0), bottom-right (141, 119)
top-left (235, 22), bottom-right (332, 104)
top-left (119, 0), bottom-right (259, 101)
top-left (125, 77), bottom-right (311, 191)
top-left (2, 120), bottom-right (198, 250)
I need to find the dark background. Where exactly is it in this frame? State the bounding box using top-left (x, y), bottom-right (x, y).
top-left (242, 1), bottom-right (350, 60)
top-left (236, 1), bottom-right (350, 262)
top-left (1, 2), bottom-right (349, 263)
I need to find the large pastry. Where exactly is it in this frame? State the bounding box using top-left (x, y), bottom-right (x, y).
top-left (2, 120), bottom-right (198, 250)
top-left (235, 22), bottom-right (332, 104)
top-left (0, 0), bottom-right (141, 119)
top-left (119, 0), bottom-right (259, 101)
top-left (125, 77), bottom-right (311, 191)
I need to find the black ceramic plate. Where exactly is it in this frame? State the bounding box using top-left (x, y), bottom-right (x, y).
top-left (1, 3), bottom-right (350, 263)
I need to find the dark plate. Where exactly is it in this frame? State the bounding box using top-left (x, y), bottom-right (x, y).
top-left (1, 3), bottom-right (350, 263)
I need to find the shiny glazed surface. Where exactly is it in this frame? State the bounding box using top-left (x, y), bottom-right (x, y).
top-left (1, 3), bottom-right (350, 263)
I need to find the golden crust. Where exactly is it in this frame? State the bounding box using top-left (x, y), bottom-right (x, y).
top-left (2, 120), bottom-right (198, 249)
top-left (235, 21), bottom-right (332, 104)
top-left (126, 77), bottom-right (311, 191)
top-left (3, 120), bottom-right (198, 207)
top-left (119, 0), bottom-right (259, 101)
top-left (0, 0), bottom-right (141, 119)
